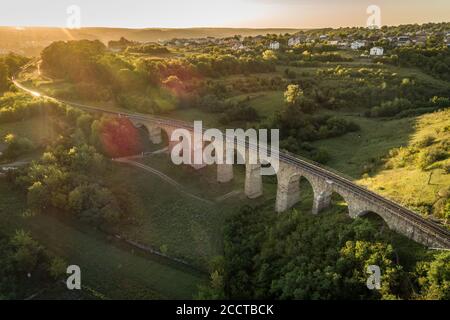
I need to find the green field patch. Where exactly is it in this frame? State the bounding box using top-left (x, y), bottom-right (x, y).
top-left (0, 179), bottom-right (206, 299)
top-left (0, 116), bottom-right (57, 146)
top-left (312, 114), bottom-right (415, 177)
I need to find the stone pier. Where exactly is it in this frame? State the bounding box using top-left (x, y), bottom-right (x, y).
top-left (245, 163), bottom-right (263, 199)
top-left (217, 164), bottom-right (233, 183)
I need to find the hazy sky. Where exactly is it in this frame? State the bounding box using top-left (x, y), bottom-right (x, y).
top-left (1, 0), bottom-right (449, 29)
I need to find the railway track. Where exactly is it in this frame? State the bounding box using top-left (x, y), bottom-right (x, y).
top-left (13, 79), bottom-right (450, 245)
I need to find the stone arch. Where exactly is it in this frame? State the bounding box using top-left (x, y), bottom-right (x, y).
top-left (354, 209), bottom-right (394, 230)
top-left (300, 171), bottom-right (333, 215)
top-left (327, 190), bottom-right (350, 214)
top-left (327, 186), bottom-right (362, 217)
top-left (131, 121), bottom-right (163, 145)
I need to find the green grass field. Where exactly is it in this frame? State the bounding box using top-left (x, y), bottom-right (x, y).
top-left (227, 90), bottom-right (285, 120)
top-left (0, 178), bottom-right (206, 299)
top-left (108, 152), bottom-right (281, 270)
top-left (0, 115), bottom-right (57, 147)
top-left (358, 110), bottom-right (450, 217)
top-left (312, 115), bottom-right (415, 177)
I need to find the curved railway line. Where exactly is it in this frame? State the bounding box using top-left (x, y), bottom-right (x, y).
top-left (12, 78), bottom-right (450, 247)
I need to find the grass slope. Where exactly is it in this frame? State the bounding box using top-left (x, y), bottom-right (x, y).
top-left (0, 178), bottom-right (205, 299)
top-left (358, 109), bottom-right (450, 218)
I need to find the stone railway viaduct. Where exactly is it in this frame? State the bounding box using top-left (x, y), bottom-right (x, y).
top-left (11, 79), bottom-right (450, 249)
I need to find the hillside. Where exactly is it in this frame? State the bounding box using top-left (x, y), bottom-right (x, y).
top-left (359, 109), bottom-right (450, 222)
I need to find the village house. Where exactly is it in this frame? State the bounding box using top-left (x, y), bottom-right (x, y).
top-left (351, 40), bottom-right (366, 50)
top-left (370, 46), bottom-right (384, 56)
top-left (269, 41), bottom-right (280, 50)
top-left (396, 36), bottom-right (412, 46)
top-left (288, 36), bottom-right (303, 47)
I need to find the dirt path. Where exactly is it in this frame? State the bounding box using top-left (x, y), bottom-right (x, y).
top-left (113, 158), bottom-right (214, 205)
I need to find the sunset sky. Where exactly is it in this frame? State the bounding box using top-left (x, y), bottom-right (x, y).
top-left (1, 0), bottom-right (449, 29)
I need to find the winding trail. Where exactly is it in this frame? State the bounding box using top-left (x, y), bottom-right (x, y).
top-left (113, 157), bottom-right (214, 205)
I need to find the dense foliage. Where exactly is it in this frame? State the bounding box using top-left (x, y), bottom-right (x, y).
top-left (6, 99), bottom-right (143, 227)
top-left (199, 206), bottom-right (450, 300)
top-left (0, 230), bottom-right (66, 299)
top-left (0, 53), bottom-right (29, 94)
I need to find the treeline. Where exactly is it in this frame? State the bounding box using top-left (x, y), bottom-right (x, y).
top-left (197, 94), bottom-right (259, 124)
top-left (186, 53), bottom-right (275, 77)
top-left (366, 96), bottom-right (450, 118)
top-left (125, 43), bottom-right (170, 55)
top-left (376, 47), bottom-right (450, 81)
top-left (294, 65), bottom-right (450, 114)
top-left (0, 230), bottom-right (67, 299)
top-left (39, 40), bottom-right (276, 113)
top-left (198, 206), bottom-right (450, 300)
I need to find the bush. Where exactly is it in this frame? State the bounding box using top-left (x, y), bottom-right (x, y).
top-left (1, 133), bottom-right (34, 160)
top-left (417, 148), bottom-right (448, 169)
top-left (369, 98), bottom-right (413, 117)
top-left (219, 104), bottom-right (259, 124)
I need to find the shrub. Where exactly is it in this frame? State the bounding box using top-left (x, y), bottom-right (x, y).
top-left (417, 148), bottom-right (448, 169)
top-left (416, 135), bottom-right (436, 148)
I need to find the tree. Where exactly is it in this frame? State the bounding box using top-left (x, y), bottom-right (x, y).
top-left (94, 117), bottom-right (143, 157)
top-left (48, 257), bottom-right (67, 280)
top-left (27, 181), bottom-right (48, 213)
top-left (284, 84), bottom-right (304, 106)
top-left (10, 230), bottom-right (43, 274)
top-left (262, 50), bottom-right (277, 61)
top-left (415, 252), bottom-right (450, 300)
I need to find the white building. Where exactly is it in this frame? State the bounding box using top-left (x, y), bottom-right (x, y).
top-left (351, 40), bottom-right (366, 50)
top-left (288, 37), bottom-right (302, 47)
top-left (269, 41), bottom-right (280, 50)
top-left (370, 47), bottom-right (384, 56)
